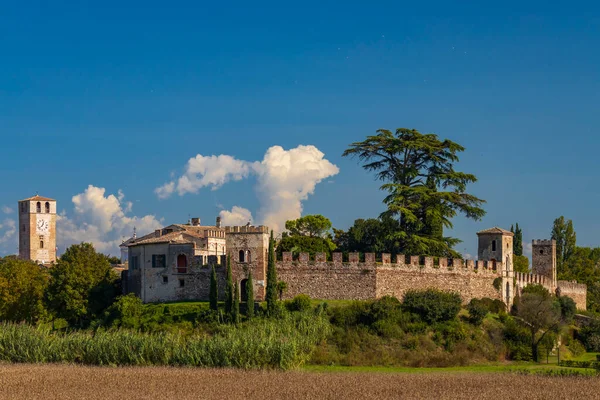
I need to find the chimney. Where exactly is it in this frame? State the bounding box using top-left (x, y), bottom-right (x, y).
top-left (191, 218), bottom-right (200, 227)
top-left (155, 229), bottom-right (162, 237)
top-left (216, 216), bottom-right (222, 228)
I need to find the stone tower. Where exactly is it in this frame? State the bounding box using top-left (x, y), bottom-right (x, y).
top-left (18, 195), bottom-right (57, 265)
top-left (225, 224), bottom-right (270, 301)
top-left (532, 239), bottom-right (557, 287)
top-left (477, 227), bottom-right (514, 307)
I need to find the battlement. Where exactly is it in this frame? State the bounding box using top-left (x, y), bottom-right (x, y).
top-left (225, 225), bottom-right (269, 234)
top-left (558, 280), bottom-right (587, 294)
top-left (515, 272), bottom-right (552, 288)
top-left (278, 252), bottom-right (503, 275)
top-left (532, 239), bottom-right (556, 246)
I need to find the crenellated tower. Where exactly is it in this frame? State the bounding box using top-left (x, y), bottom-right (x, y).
top-left (532, 239), bottom-right (557, 288)
top-left (477, 227), bottom-right (514, 307)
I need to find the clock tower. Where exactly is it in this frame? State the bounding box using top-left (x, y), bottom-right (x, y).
top-left (18, 195), bottom-right (57, 265)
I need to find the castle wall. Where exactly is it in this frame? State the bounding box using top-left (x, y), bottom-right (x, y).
top-left (514, 273), bottom-right (587, 311)
top-left (376, 266), bottom-right (502, 303)
top-left (558, 281), bottom-right (587, 311)
top-left (277, 253), bottom-right (503, 303)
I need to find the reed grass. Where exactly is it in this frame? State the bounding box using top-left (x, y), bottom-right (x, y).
top-left (0, 311), bottom-right (330, 370)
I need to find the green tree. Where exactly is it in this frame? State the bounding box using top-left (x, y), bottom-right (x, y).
top-left (246, 271), bottom-right (254, 319)
top-left (0, 258), bottom-right (49, 323)
top-left (334, 216), bottom-right (403, 255)
top-left (232, 281), bottom-right (240, 324)
top-left (209, 265), bottom-right (218, 311)
top-left (225, 254), bottom-right (233, 315)
top-left (285, 215), bottom-right (333, 238)
top-left (513, 255), bottom-right (530, 274)
top-left (511, 223), bottom-right (523, 256)
top-left (343, 128), bottom-right (486, 257)
top-left (266, 231), bottom-right (278, 315)
top-left (276, 236), bottom-right (335, 259)
top-left (278, 215), bottom-right (336, 258)
top-left (45, 243), bottom-right (119, 326)
top-left (515, 285), bottom-right (562, 362)
top-left (551, 216), bottom-right (576, 274)
top-left (277, 281), bottom-right (288, 301)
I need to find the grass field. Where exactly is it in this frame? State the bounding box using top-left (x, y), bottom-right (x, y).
top-left (1, 364), bottom-right (599, 400)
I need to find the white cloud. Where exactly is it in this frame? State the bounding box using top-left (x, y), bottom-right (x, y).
top-left (523, 241), bottom-right (533, 257)
top-left (156, 145), bottom-right (339, 232)
top-left (155, 181), bottom-right (176, 199)
top-left (0, 218), bottom-right (16, 245)
top-left (156, 154), bottom-right (254, 199)
top-left (253, 145), bottom-right (340, 232)
top-left (219, 206), bottom-right (254, 226)
top-left (2, 206), bottom-right (13, 215)
top-left (58, 185), bottom-right (163, 255)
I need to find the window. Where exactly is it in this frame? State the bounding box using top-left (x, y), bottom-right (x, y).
top-left (36, 202), bottom-right (41, 213)
top-left (247, 251), bottom-right (251, 263)
top-left (177, 254), bottom-right (187, 273)
top-left (540, 250), bottom-right (544, 255)
top-left (45, 202), bottom-right (50, 213)
top-left (179, 278), bottom-right (185, 287)
top-left (152, 254), bottom-right (166, 268)
top-left (492, 240), bottom-right (497, 252)
top-left (131, 255), bottom-right (139, 270)
top-left (239, 250), bottom-right (245, 263)
top-left (162, 276), bottom-right (168, 284)
top-left (40, 241), bottom-right (44, 249)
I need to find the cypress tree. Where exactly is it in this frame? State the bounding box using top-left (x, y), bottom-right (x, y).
top-left (233, 280), bottom-right (240, 324)
top-left (514, 223), bottom-right (523, 256)
top-left (225, 254), bottom-right (233, 315)
top-left (266, 230), bottom-right (278, 316)
top-left (246, 271), bottom-right (255, 319)
top-left (209, 265), bottom-right (218, 311)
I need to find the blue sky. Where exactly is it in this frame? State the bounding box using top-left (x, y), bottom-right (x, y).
top-left (1, 1), bottom-right (599, 257)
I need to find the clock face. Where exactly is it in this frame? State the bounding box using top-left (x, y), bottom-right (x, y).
top-left (36, 216), bottom-right (50, 234)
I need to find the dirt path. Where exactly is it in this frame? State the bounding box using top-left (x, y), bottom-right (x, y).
top-left (0, 364), bottom-right (597, 400)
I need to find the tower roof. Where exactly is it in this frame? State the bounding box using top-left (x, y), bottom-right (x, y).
top-left (20, 195), bottom-right (55, 202)
top-left (477, 227), bottom-right (514, 236)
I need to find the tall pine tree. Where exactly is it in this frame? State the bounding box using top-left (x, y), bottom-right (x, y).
top-left (246, 271), bottom-right (254, 319)
top-left (233, 280), bottom-right (240, 324)
top-left (266, 230), bottom-right (278, 316)
top-left (209, 265), bottom-right (218, 311)
top-left (225, 254), bottom-right (233, 315)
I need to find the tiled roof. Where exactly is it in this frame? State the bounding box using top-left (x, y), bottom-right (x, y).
top-left (127, 230), bottom-right (205, 246)
top-left (20, 195), bottom-right (55, 202)
top-left (477, 227), bottom-right (514, 236)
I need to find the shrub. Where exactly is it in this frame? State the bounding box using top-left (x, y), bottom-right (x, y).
top-left (286, 294), bottom-right (312, 312)
top-left (467, 299), bottom-right (488, 326)
top-left (329, 301), bottom-right (370, 327)
top-left (477, 297), bottom-right (506, 314)
top-left (558, 296), bottom-right (576, 323)
top-left (503, 317), bottom-right (532, 361)
top-left (402, 289), bottom-right (462, 324)
top-left (577, 319), bottom-right (600, 352)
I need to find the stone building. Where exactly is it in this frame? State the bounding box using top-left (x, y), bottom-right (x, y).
top-left (125, 218), bottom-right (269, 303)
top-left (18, 195), bottom-right (57, 265)
top-left (124, 221), bottom-right (587, 310)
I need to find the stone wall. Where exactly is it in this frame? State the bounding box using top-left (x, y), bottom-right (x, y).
top-left (277, 252), bottom-right (504, 303)
top-left (558, 281), bottom-right (587, 311)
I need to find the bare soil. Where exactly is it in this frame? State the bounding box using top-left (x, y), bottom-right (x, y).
top-left (0, 364), bottom-right (598, 400)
